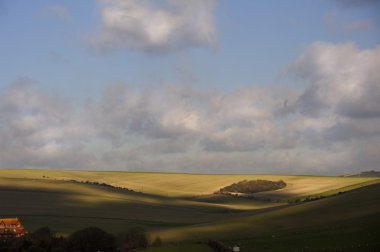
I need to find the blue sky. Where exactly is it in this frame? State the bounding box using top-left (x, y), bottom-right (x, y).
top-left (0, 0), bottom-right (379, 174)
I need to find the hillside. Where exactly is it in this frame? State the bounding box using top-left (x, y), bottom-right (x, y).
top-left (155, 183), bottom-right (380, 247)
top-left (343, 170), bottom-right (380, 178)
top-left (0, 169), bottom-right (376, 198)
top-left (0, 169), bottom-right (379, 251)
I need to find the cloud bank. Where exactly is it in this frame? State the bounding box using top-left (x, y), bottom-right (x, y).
top-left (90, 0), bottom-right (217, 53)
top-left (1, 42), bottom-right (379, 174)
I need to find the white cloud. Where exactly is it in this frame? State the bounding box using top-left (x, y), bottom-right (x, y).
top-left (291, 42), bottom-right (380, 119)
top-left (288, 42), bottom-right (380, 173)
top-left (1, 42), bottom-right (380, 174)
top-left (0, 78), bottom-right (95, 168)
top-left (88, 84), bottom-right (281, 153)
top-left (90, 0), bottom-right (217, 53)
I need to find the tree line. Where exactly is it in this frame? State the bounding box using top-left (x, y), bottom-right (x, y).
top-left (0, 226), bottom-right (162, 252)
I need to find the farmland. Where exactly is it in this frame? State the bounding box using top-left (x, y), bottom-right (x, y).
top-left (0, 169), bottom-right (379, 251)
top-left (0, 169), bottom-right (376, 198)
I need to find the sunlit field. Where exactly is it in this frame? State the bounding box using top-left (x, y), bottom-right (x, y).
top-left (1, 169), bottom-right (379, 251)
top-left (0, 169), bottom-right (376, 197)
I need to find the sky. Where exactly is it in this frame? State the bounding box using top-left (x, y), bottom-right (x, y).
top-left (0, 0), bottom-right (379, 175)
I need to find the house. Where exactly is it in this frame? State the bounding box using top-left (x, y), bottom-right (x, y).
top-left (0, 218), bottom-right (26, 239)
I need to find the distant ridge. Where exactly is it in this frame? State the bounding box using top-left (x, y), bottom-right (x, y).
top-left (342, 170), bottom-right (380, 177)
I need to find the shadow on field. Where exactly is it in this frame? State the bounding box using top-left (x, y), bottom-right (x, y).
top-left (0, 178), bottom-right (277, 235)
top-left (151, 183), bottom-right (380, 245)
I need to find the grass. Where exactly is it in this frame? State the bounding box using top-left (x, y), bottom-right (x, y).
top-left (0, 177), bottom-right (240, 234)
top-left (154, 183), bottom-right (380, 239)
top-left (0, 169), bottom-right (376, 198)
top-left (152, 184), bottom-right (380, 251)
top-left (1, 169), bottom-right (379, 251)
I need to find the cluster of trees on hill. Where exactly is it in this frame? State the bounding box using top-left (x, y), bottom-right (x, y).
top-left (0, 226), bottom-right (162, 252)
top-left (219, 179), bottom-right (286, 194)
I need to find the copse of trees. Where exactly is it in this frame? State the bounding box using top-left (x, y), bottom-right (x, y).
top-left (26, 227), bottom-right (66, 252)
top-left (68, 227), bottom-right (115, 252)
top-left (116, 227), bottom-right (148, 251)
top-left (219, 179), bottom-right (286, 194)
top-left (0, 226), bottom-right (160, 252)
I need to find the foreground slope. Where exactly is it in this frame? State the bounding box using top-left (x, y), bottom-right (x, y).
top-left (1, 169), bottom-right (379, 251)
top-left (154, 183), bottom-right (380, 251)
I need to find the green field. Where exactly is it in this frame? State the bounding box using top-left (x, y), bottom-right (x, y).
top-left (1, 169), bottom-right (379, 251)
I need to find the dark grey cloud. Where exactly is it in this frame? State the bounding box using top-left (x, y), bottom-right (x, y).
top-left (337, 83), bottom-right (380, 119)
top-left (323, 119), bottom-right (380, 142)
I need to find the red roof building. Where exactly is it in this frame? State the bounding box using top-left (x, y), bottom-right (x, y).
top-left (0, 218), bottom-right (26, 239)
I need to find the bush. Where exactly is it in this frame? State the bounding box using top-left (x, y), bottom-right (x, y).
top-left (208, 239), bottom-right (231, 252)
top-left (68, 227), bottom-right (115, 252)
top-left (27, 245), bottom-right (47, 252)
top-left (116, 227), bottom-right (148, 251)
top-left (219, 179), bottom-right (286, 194)
top-left (0, 236), bottom-right (25, 251)
top-left (151, 236), bottom-right (162, 247)
top-left (50, 247), bottom-right (66, 252)
top-left (26, 227), bottom-right (55, 251)
top-left (0, 226), bottom-right (152, 252)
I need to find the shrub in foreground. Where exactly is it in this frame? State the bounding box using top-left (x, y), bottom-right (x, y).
top-left (68, 227), bottom-right (115, 252)
top-left (151, 236), bottom-right (162, 247)
top-left (116, 227), bottom-right (148, 251)
top-left (208, 239), bottom-right (231, 252)
top-left (0, 226), bottom-right (151, 252)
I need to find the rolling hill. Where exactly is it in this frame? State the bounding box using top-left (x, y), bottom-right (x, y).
top-left (0, 169), bottom-right (379, 251)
